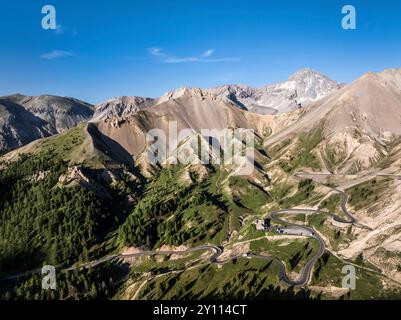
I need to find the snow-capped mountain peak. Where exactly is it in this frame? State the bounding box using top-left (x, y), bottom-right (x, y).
top-left (208, 68), bottom-right (342, 114)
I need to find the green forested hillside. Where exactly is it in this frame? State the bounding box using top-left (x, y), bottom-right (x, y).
top-left (0, 152), bottom-right (114, 276)
top-left (118, 167), bottom-right (231, 248)
top-left (1, 124), bottom-right (399, 301)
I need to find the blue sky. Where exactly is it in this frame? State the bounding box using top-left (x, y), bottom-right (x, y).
top-left (1, 0), bottom-right (401, 103)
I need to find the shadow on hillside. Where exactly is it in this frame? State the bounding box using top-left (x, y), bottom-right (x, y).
top-left (86, 123), bottom-right (134, 170)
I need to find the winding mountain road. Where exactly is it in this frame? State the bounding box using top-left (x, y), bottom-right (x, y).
top-left (248, 208), bottom-right (325, 286)
top-left (3, 246), bottom-right (222, 281)
top-left (3, 172), bottom-right (400, 288)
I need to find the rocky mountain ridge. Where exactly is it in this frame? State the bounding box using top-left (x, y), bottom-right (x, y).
top-left (0, 94), bottom-right (94, 151)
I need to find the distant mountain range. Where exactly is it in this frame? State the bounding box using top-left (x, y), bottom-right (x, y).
top-left (0, 94), bottom-right (93, 151)
top-left (0, 68), bottom-right (341, 152)
top-left (2, 67), bottom-right (401, 300)
top-left (206, 68), bottom-right (342, 114)
top-left (264, 68), bottom-right (401, 173)
top-left (1, 67), bottom-right (401, 169)
top-left (4, 67), bottom-right (401, 176)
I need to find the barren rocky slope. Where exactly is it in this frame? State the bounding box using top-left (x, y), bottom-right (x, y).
top-left (206, 68), bottom-right (342, 114)
top-left (262, 68), bottom-right (401, 286)
top-left (265, 68), bottom-right (401, 174)
top-left (0, 94), bottom-right (94, 151)
top-left (1, 68), bottom-right (401, 300)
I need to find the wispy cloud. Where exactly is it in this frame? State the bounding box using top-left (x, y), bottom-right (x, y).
top-left (147, 48), bottom-right (239, 64)
top-left (164, 57), bottom-right (199, 63)
top-left (40, 50), bottom-right (77, 59)
top-left (201, 49), bottom-right (214, 58)
top-left (148, 47), bottom-right (164, 57)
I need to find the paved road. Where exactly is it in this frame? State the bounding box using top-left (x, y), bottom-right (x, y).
top-left (261, 171), bottom-right (401, 286)
top-left (3, 172), bottom-right (400, 287)
top-left (3, 245), bottom-right (223, 281)
top-left (253, 208), bottom-right (326, 286)
top-left (294, 172), bottom-right (356, 224)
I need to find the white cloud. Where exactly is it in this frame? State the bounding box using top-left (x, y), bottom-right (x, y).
top-left (164, 56), bottom-right (199, 63)
top-left (148, 47), bottom-right (164, 57)
top-left (40, 50), bottom-right (77, 59)
top-left (148, 48), bottom-right (239, 64)
top-left (201, 49), bottom-right (214, 57)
